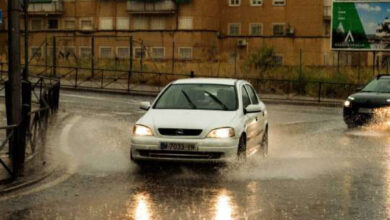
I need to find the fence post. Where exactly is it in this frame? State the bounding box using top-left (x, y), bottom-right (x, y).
top-left (91, 36), bottom-right (95, 78)
top-left (52, 36), bottom-right (56, 77)
top-left (172, 40), bottom-right (175, 74)
top-left (128, 36), bottom-right (133, 92)
top-left (318, 82), bottom-right (322, 103)
top-left (101, 70), bottom-right (104, 89)
top-left (299, 49), bottom-right (303, 81)
top-left (21, 80), bottom-right (31, 158)
top-left (140, 40), bottom-right (144, 73)
top-left (75, 67), bottom-right (78, 88)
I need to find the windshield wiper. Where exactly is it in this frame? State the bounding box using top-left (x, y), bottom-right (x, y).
top-left (181, 90), bottom-right (197, 109)
top-left (203, 90), bottom-right (229, 110)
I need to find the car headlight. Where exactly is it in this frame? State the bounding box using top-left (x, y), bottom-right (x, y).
top-left (348, 96), bottom-right (355, 100)
top-left (133, 124), bottom-right (153, 136)
top-left (207, 127), bottom-right (235, 138)
top-left (344, 100), bottom-right (351, 108)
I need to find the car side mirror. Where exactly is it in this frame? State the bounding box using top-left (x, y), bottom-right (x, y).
top-left (245, 104), bottom-right (262, 114)
top-left (140, 101), bottom-right (151, 111)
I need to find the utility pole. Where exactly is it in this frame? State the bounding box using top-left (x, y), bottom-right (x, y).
top-left (23, 0), bottom-right (29, 80)
top-left (7, 0), bottom-right (24, 177)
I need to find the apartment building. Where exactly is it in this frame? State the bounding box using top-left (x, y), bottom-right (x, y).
top-left (0, 0), bottom-right (368, 66)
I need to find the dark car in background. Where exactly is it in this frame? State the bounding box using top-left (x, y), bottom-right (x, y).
top-left (343, 74), bottom-right (390, 128)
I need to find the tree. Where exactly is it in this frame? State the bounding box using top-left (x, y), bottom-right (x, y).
top-left (246, 45), bottom-right (276, 78)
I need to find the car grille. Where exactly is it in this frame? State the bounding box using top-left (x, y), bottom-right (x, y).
top-left (158, 128), bottom-right (202, 136)
top-left (139, 150), bottom-right (222, 159)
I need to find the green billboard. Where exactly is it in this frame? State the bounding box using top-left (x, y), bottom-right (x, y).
top-left (332, 1), bottom-right (390, 51)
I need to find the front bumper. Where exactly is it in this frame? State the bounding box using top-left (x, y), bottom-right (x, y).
top-left (130, 135), bottom-right (240, 163)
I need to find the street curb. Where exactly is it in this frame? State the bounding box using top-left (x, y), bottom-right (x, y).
top-left (61, 86), bottom-right (160, 97)
top-left (262, 98), bottom-right (343, 108)
top-left (61, 86), bottom-right (343, 108)
top-left (0, 165), bottom-right (55, 195)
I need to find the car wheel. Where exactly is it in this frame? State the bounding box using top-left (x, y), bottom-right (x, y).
top-left (261, 128), bottom-right (269, 157)
top-left (237, 135), bottom-right (247, 162)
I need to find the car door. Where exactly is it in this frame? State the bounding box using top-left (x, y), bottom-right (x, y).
top-left (241, 85), bottom-right (259, 155)
top-left (244, 84), bottom-right (264, 152)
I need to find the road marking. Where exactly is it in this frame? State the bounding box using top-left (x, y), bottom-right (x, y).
top-left (0, 116), bottom-right (81, 201)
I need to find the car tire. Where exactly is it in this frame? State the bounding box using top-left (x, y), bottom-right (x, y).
top-left (261, 128), bottom-right (269, 157)
top-left (237, 135), bottom-right (247, 162)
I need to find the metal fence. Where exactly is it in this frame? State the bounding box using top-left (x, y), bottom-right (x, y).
top-left (0, 62), bottom-right (360, 104)
top-left (0, 76), bottom-right (60, 180)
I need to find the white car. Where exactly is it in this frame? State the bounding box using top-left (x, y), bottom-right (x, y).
top-left (130, 78), bottom-right (268, 164)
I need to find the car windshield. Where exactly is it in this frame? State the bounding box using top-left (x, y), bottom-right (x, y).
top-left (154, 84), bottom-right (238, 111)
top-left (362, 78), bottom-right (390, 93)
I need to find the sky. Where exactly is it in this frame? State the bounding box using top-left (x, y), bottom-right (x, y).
top-left (356, 2), bottom-right (390, 35)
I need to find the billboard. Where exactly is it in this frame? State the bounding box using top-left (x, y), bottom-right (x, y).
top-left (332, 1), bottom-right (390, 51)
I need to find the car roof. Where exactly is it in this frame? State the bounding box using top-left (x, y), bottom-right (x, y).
top-left (377, 75), bottom-right (390, 80)
top-left (172, 78), bottom-right (241, 86)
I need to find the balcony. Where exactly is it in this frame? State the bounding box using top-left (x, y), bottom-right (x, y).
top-left (323, 6), bottom-right (331, 20)
top-left (127, 0), bottom-right (176, 14)
top-left (28, 0), bottom-right (64, 15)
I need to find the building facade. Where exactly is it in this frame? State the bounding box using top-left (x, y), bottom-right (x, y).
top-left (0, 0), bottom-right (376, 68)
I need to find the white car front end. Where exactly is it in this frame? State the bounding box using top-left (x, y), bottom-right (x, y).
top-left (130, 110), bottom-right (241, 163)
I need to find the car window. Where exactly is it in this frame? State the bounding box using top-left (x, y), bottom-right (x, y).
top-left (362, 78), bottom-right (390, 93)
top-left (245, 85), bottom-right (259, 105)
top-left (154, 84), bottom-right (238, 111)
top-left (242, 86), bottom-right (251, 109)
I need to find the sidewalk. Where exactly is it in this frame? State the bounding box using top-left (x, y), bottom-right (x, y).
top-left (0, 154), bottom-right (55, 194)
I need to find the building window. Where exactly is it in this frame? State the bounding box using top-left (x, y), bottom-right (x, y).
top-left (133, 17), bottom-right (148, 30)
top-left (117, 17), bottom-right (129, 30)
top-left (179, 16), bottom-right (193, 30)
top-left (61, 47), bottom-right (76, 58)
top-left (250, 0), bottom-right (263, 6)
top-left (134, 47), bottom-right (147, 59)
top-left (48, 19), bottom-right (58, 30)
top-left (80, 47), bottom-right (92, 57)
top-left (250, 23), bottom-right (263, 35)
top-left (229, 0), bottom-right (241, 6)
top-left (80, 18), bottom-right (93, 31)
top-left (151, 47), bottom-right (165, 59)
top-left (273, 23), bottom-right (285, 36)
top-left (100, 47), bottom-right (113, 58)
top-left (64, 19), bottom-right (76, 30)
top-left (273, 0), bottom-right (286, 6)
top-left (272, 55), bottom-right (283, 65)
top-left (31, 19), bottom-right (42, 31)
top-left (151, 17), bottom-right (166, 30)
top-left (99, 17), bottom-right (113, 30)
top-left (30, 47), bottom-right (42, 58)
top-left (117, 47), bottom-right (130, 59)
top-left (228, 23), bottom-right (241, 35)
top-left (179, 47), bottom-right (193, 60)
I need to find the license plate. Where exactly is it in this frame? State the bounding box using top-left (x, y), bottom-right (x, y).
top-left (359, 108), bottom-right (373, 114)
top-left (160, 142), bottom-right (198, 151)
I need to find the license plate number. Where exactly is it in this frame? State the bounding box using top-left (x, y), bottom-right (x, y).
top-left (359, 108), bottom-right (373, 114)
top-left (160, 142), bottom-right (197, 151)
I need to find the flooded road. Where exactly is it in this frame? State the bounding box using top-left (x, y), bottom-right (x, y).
top-left (1, 91), bottom-right (390, 219)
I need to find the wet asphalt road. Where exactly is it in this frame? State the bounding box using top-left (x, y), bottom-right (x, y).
top-left (1, 91), bottom-right (390, 219)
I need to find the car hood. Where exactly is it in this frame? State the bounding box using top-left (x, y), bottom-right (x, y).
top-left (137, 109), bottom-right (239, 131)
top-left (351, 92), bottom-right (390, 107)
